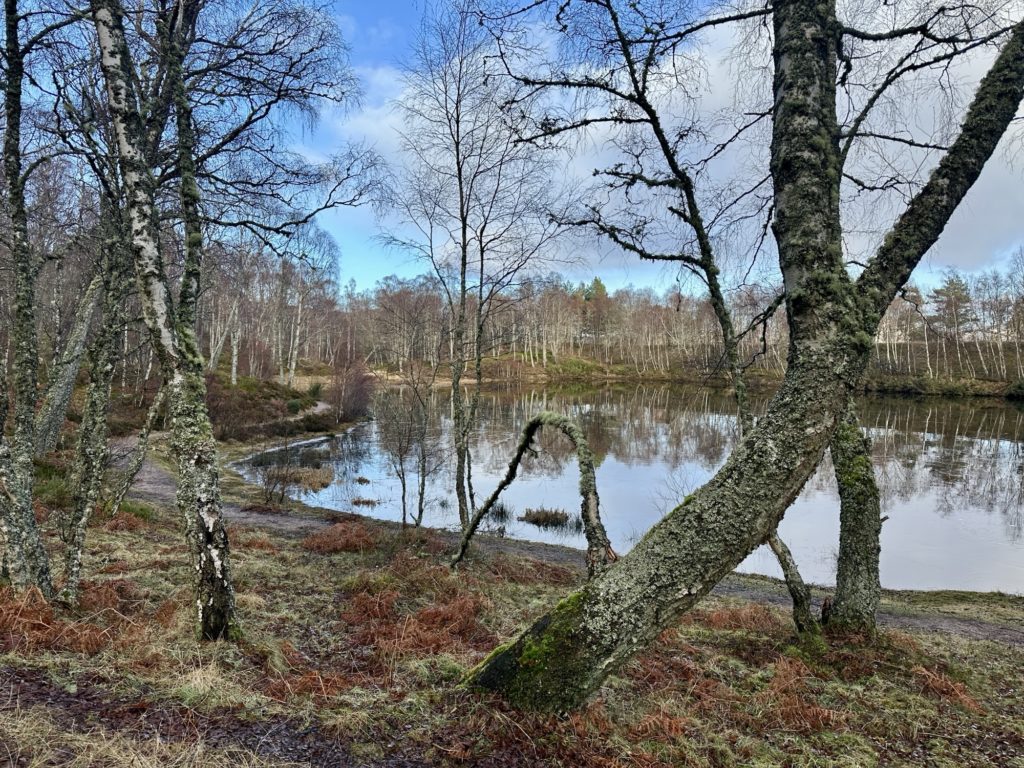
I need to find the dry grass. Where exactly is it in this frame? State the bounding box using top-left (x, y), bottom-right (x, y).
top-left (232, 529), bottom-right (280, 553)
top-left (263, 465), bottom-right (334, 493)
top-left (0, 706), bottom-right (299, 767)
top-left (0, 484), bottom-right (1020, 767)
top-left (518, 507), bottom-right (571, 528)
top-left (301, 522), bottom-right (378, 553)
top-left (695, 603), bottom-right (788, 633)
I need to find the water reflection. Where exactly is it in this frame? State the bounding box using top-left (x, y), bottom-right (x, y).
top-left (242, 386), bottom-right (1024, 594)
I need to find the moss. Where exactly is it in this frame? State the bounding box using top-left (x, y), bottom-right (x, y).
top-left (465, 589), bottom-right (592, 712)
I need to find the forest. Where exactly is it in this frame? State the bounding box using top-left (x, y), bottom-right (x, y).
top-left (0, 0), bottom-right (1022, 765)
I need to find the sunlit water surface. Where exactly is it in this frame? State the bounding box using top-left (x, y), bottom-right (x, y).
top-left (241, 386), bottom-right (1024, 594)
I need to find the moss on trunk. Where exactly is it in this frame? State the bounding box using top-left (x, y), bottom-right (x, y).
top-left (827, 400), bottom-right (882, 633)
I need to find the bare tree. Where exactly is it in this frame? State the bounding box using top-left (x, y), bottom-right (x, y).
top-left (0, 0), bottom-right (81, 597)
top-left (90, 0), bottom-right (238, 639)
top-left (485, 0), bottom-right (885, 632)
top-left (388, 0), bottom-right (566, 531)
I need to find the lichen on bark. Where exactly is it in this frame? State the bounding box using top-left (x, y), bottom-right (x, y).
top-left (826, 399), bottom-right (882, 633)
top-left (90, 0), bottom-right (237, 639)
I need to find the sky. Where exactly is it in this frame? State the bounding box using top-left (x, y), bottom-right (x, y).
top-left (299, 1), bottom-right (1024, 295)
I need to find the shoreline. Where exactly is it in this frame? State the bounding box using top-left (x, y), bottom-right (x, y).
top-left (192, 420), bottom-right (1024, 647)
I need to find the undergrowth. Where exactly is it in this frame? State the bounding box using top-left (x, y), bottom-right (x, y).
top-left (0, 502), bottom-right (1020, 767)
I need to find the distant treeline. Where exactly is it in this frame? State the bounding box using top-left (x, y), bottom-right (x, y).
top-left (193, 261), bottom-right (1024, 391)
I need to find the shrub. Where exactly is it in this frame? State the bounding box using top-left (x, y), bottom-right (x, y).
top-left (205, 374), bottom-right (316, 440)
top-left (205, 374), bottom-right (287, 440)
top-left (33, 455), bottom-right (74, 511)
top-left (299, 412), bottom-right (335, 433)
top-left (327, 361), bottom-right (374, 421)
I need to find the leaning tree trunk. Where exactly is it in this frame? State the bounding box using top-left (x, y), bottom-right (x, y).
top-left (465, 348), bottom-right (864, 711)
top-left (91, 0), bottom-right (236, 639)
top-left (464, 1), bottom-right (1024, 712)
top-left (59, 260), bottom-right (123, 604)
top-left (767, 531), bottom-right (819, 636)
top-left (107, 387), bottom-right (166, 519)
top-left (34, 274), bottom-right (104, 456)
top-left (826, 399), bottom-right (882, 633)
top-left (711, 283), bottom-right (816, 634)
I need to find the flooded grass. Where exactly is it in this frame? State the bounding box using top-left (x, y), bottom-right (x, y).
top-left (489, 500), bottom-right (513, 523)
top-left (518, 507), bottom-right (584, 533)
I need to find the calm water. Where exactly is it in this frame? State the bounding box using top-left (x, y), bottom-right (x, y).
top-left (242, 386), bottom-right (1024, 594)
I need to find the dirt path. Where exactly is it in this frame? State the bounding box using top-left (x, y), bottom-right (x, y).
top-left (113, 432), bottom-right (1024, 649)
top-left (0, 666), bottom-right (425, 767)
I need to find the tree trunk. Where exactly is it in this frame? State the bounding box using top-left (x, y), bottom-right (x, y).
top-left (465, 349), bottom-right (860, 711)
top-left (826, 399), bottom-right (882, 633)
top-left (91, 0), bottom-right (237, 639)
top-left (767, 531), bottom-right (819, 635)
top-left (107, 387), bottom-right (166, 519)
top-left (452, 412), bottom-right (616, 578)
top-left (207, 299), bottom-right (237, 373)
top-left (1, 0), bottom-right (52, 597)
top-left (463, 2), bottom-right (1024, 712)
top-left (59, 252), bottom-right (123, 603)
top-left (35, 274), bottom-right (104, 455)
top-left (230, 319), bottom-right (240, 386)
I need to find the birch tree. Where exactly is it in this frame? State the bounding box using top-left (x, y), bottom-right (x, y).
top-left (492, 0), bottom-right (887, 632)
top-left (0, 0), bottom-right (80, 596)
top-left (465, 0), bottom-right (1024, 711)
top-left (89, 0), bottom-right (236, 639)
top-left (389, 0), bottom-right (565, 530)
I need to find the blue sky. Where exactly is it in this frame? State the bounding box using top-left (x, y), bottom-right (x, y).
top-left (301, 1), bottom-right (746, 293)
top-left (302, 1), bottom-right (1024, 295)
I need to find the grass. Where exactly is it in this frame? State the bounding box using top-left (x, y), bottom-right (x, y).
top-left (863, 374), bottom-right (1011, 399)
top-left (1, 493), bottom-right (1021, 766)
top-left (5, 422), bottom-right (1023, 766)
top-left (0, 706), bottom-right (295, 767)
top-left (518, 507), bottom-right (584, 533)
